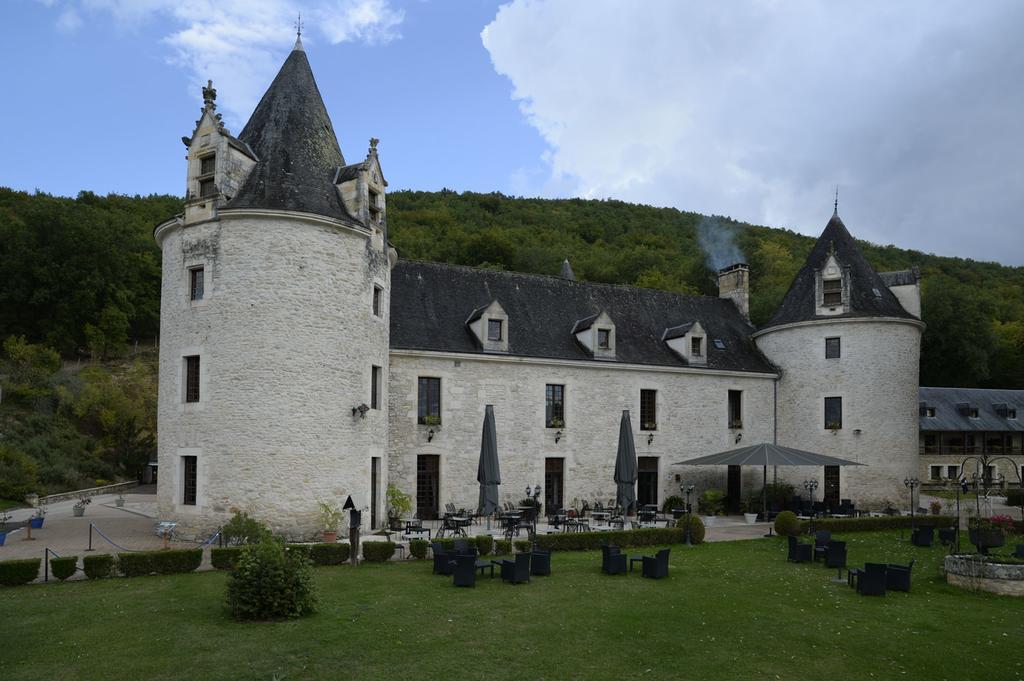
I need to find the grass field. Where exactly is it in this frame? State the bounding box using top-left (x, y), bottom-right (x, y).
top-left (2, 532), bottom-right (1022, 681)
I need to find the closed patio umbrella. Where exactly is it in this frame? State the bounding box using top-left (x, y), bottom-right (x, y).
top-left (614, 410), bottom-right (638, 516)
top-left (477, 405), bottom-right (501, 518)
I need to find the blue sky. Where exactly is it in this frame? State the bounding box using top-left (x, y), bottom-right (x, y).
top-left (2, 1), bottom-right (1022, 265)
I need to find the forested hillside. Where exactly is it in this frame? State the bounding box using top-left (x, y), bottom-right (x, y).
top-left (0, 187), bottom-right (1021, 495)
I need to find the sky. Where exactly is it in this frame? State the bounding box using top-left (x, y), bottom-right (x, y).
top-left (2, 0), bottom-right (1022, 266)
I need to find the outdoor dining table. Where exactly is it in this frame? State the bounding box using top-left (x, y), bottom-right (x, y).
top-left (439, 516), bottom-right (471, 538)
top-left (590, 510), bottom-right (611, 521)
top-left (475, 559), bottom-right (496, 577)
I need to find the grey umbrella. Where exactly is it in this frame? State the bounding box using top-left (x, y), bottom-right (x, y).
top-left (614, 410), bottom-right (638, 516)
top-left (675, 442), bottom-right (864, 521)
top-left (477, 404), bottom-right (501, 517)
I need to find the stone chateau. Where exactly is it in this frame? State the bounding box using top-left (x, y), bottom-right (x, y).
top-left (155, 39), bottom-right (933, 537)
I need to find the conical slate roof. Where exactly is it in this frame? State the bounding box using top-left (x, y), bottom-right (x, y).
top-left (226, 42), bottom-right (354, 222)
top-left (761, 212), bottom-right (915, 330)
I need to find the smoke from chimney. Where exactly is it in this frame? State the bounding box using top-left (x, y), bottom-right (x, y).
top-left (696, 216), bottom-right (744, 272)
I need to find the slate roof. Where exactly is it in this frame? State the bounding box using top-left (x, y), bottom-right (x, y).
top-left (919, 387), bottom-right (1024, 432)
top-left (879, 269), bottom-right (919, 288)
top-left (226, 43), bottom-right (355, 222)
top-left (761, 213), bottom-right (916, 330)
top-left (389, 260), bottom-right (776, 373)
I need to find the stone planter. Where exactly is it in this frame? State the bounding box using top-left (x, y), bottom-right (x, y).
top-left (116, 498), bottom-right (125, 508)
top-left (968, 527), bottom-right (1005, 554)
top-left (702, 515), bottom-right (716, 527)
top-left (945, 555), bottom-right (1024, 596)
top-left (73, 506), bottom-right (85, 517)
top-left (744, 513), bottom-right (758, 525)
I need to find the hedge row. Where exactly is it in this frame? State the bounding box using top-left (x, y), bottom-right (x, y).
top-left (534, 528), bottom-right (685, 552)
top-left (362, 541), bottom-right (396, 562)
top-left (118, 549), bottom-right (203, 577)
top-left (429, 535), bottom-right (495, 556)
top-left (494, 539), bottom-right (512, 555)
top-left (212, 543), bottom-right (352, 570)
top-left (0, 558), bottom-right (41, 586)
top-left (83, 554), bottom-right (114, 579)
top-left (410, 539), bottom-right (429, 559)
top-left (50, 556), bottom-right (78, 581)
top-left (799, 515), bottom-right (956, 533)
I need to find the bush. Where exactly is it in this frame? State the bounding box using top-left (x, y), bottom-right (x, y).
top-left (0, 558), bottom-right (41, 586)
top-left (409, 539), bottom-right (429, 559)
top-left (494, 539), bottom-right (512, 555)
top-left (698, 489), bottom-right (726, 516)
top-left (675, 515), bottom-right (706, 544)
top-left (309, 542), bottom-right (350, 565)
top-left (362, 541), bottom-right (396, 562)
top-left (211, 546), bottom-right (245, 570)
top-left (221, 512), bottom-right (271, 546)
top-left (774, 511), bottom-right (801, 536)
top-left (475, 534), bottom-right (494, 556)
top-left (661, 495), bottom-right (685, 514)
top-left (227, 538), bottom-right (316, 620)
top-left (800, 515), bottom-right (955, 533)
top-left (0, 444), bottom-right (39, 501)
top-left (50, 556), bottom-right (78, 581)
top-left (83, 554), bottom-right (114, 579)
top-left (118, 549), bottom-right (202, 577)
top-left (534, 528), bottom-right (684, 552)
top-left (513, 540), bottom-right (533, 553)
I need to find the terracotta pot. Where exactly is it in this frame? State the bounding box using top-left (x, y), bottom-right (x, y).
top-left (323, 531), bottom-right (338, 543)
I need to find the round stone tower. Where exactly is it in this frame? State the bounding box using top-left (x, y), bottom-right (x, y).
top-left (753, 211), bottom-right (924, 508)
top-left (154, 38), bottom-right (393, 538)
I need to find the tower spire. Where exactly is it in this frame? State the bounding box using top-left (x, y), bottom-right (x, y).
top-left (293, 12), bottom-right (304, 51)
top-left (833, 185), bottom-right (839, 216)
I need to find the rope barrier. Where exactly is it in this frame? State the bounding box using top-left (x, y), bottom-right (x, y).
top-left (90, 525), bottom-right (221, 552)
top-left (198, 531), bottom-right (220, 548)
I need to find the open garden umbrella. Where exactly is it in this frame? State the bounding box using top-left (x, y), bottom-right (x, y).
top-left (477, 404), bottom-right (501, 517)
top-left (614, 410), bottom-right (638, 516)
top-left (675, 442), bottom-right (864, 520)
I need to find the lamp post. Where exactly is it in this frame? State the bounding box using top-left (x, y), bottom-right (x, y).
top-left (903, 477), bottom-right (920, 538)
top-left (802, 479), bottom-right (818, 533)
top-left (955, 477), bottom-right (968, 554)
top-left (525, 484), bottom-right (542, 534)
top-left (680, 482), bottom-right (695, 546)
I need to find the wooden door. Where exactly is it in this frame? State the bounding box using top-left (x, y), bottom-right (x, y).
top-left (416, 455), bottom-right (440, 520)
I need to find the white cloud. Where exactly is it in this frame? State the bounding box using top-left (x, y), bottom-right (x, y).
top-left (44, 0), bottom-right (405, 128)
top-left (55, 7), bottom-right (82, 32)
top-left (482, 0), bottom-right (1024, 264)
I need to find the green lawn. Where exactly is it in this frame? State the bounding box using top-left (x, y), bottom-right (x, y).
top-left (2, 533), bottom-right (1022, 681)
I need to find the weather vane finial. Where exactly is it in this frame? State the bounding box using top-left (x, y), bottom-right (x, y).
top-left (295, 12), bottom-right (303, 38)
top-left (833, 185), bottom-right (839, 215)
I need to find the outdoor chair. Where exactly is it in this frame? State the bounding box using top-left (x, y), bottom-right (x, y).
top-left (838, 499), bottom-right (856, 516)
top-left (855, 563), bottom-right (887, 596)
top-left (938, 528), bottom-right (957, 546)
top-left (787, 535), bottom-right (812, 563)
top-left (911, 526), bottom-right (934, 547)
top-left (641, 548), bottom-right (670, 579)
top-left (530, 549), bottom-right (552, 576)
top-left (496, 553), bottom-right (530, 584)
top-left (602, 544), bottom-right (628, 575)
top-left (824, 540), bottom-right (847, 581)
top-left (886, 559), bottom-right (915, 592)
top-left (453, 539), bottom-right (478, 557)
top-left (432, 542), bottom-right (455, 575)
top-left (452, 554), bottom-right (477, 587)
top-left (813, 530), bottom-right (832, 561)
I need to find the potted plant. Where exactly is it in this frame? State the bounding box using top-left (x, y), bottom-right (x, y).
top-left (642, 421), bottom-right (657, 431)
top-left (73, 496), bottom-right (91, 517)
top-left (422, 414), bottom-right (441, 427)
top-left (318, 501), bottom-right (344, 543)
top-left (968, 517), bottom-right (1006, 555)
top-left (0, 510), bottom-right (10, 546)
top-left (929, 499), bottom-right (942, 515)
top-left (548, 417), bottom-right (564, 429)
top-left (30, 505), bottom-right (46, 529)
top-left (699, 489), bottom-right (725, 526)
top-left (385, 484), bottom-right (413, 530)
top-left (115, 492), bottom-right (126, 508)
top-left (826, 421), bottom-right (842, 434)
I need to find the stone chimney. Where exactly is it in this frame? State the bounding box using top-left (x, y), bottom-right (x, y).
top-left (718, 263), bottom-right (749, 320)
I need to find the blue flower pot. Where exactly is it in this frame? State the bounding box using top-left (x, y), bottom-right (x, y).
top-left (30, 517), bottom-right (44, 529)
top-left (0, 532), bottom-right (6, 546)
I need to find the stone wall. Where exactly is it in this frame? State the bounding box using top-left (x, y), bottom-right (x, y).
top-left (155, 210), bottom-right (390, 539)
top-left (755, 318), bottom-right (923, 507)
top-left (387, 351), bottom-right (776, 515)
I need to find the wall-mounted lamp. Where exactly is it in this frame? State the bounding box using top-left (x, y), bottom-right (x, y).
top-left (351, 403), bottom-right (369, 418)
top-left (427, 428), bottom-right (435, 443)
top-left (554, 430), bottom-right (562, 444)
top-left (853, 428), bottom-right (862, 435)
top-left (647, 433), bottom-right (654, 446)
top-left (735, 432), bottom-right (742, 444)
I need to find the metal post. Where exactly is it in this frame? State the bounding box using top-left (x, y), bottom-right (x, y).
top-left (44, 548), bottom-right (49, 582)
top-left (87, 523), bottom-right (94, 551)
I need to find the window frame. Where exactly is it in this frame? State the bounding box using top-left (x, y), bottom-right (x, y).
top-left (691, 336), bottom-right (703, 357)
top-left (182, 455), bottom-right (197, 506)
top-left (199, 154), bottom-right (216, 176)
top-left (372, 285), bottom-right (383, 317)
top-left (929, 465), bottom-right (942, 481)
top-left (546, 384), bottom-right (565, 428)
top-left (824, 396), bottom-right (842, 430)
top-left (417, 377), bottom-right (441, 425)
top-left (640, 389), bottom-right (657, 431)
top-left (824, 336), bottom-right (840, 359)
top-left (597, 328), bottom-right (611, 349)
top-left (189, 266), bottom-right (205, 302)
top-left (728, 390), bottom-right (742, 429)
top-left (371, 365), bottom-right (381, 410)
top-left (184, 355), bottom-right (201, 403)
top-left (822, 278), bottom-right (842, 306)
top-left (487, 318), bottom-right (503, 342)
top-left (199, 178), bottom-right (216, 198)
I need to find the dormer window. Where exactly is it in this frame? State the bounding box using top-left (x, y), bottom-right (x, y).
top-left (925, 407), bottom-right (935, 417)
top-left (199, 179), bottom-right (216, 198)
top-left (969, 408), bottom-right (979, 419)
top-left (573, 312), bottom-right (615, 359)
top-left (368, 187), bottom-right (382, 225)
top-left (597, 329), bottom-right (610, 349)
top-left (467, 300), bottom-right (509, 353)
top-left (822, 278), bottom-right (842, 306)
top-left (663, 321), bottom-right (706, 365)
top-left (691, 337), bottom-right (703, 357)
top-left (200, 154), bottom-right (216, 176)
top-left (488, 319), bottom-right (503, 341)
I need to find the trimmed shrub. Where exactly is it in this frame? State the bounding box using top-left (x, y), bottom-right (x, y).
top-left (474, 534), bottom-right (494, 556)
top-left (774, 511), bottom-right (801, 537)
top-left (494, 539), bottom-right (512, 555)
top-left (661, 495), bottom-right (685, 514)
top-left (409, 539), bottom-right (429, 559)
top-left (362, 541), bottom-right (396, 562)
top-left (284, 544), bottom-right (313, 560)
top-left (50, 555), bottom-right (78, 581)
top-left (309, 542), bottom-right (350, 566)
top-left (698, 489), bottom-right (726, 515)
top-left (227, 538), bottom-right (316, 620)
top-left (513, 539), bottom-right (533, 553)
top-left (211, 546), bottom-right (245, 571)
top-left (221, 511), bottom-right (271, 546)
top-left (83, 554), bottom-right (114, 579)
top-left (118, 549), bottom-right (202, 577)
top-left (0, 558), bottom-right (41, 586)
top-left (676, 515), bottom-right (706, 544)
top-left (800, 515), bottom-right (955, 533)
top-left (534, 528), bottom-right (684, 552)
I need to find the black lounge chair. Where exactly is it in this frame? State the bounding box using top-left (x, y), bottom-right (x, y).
top-left (813, 530), bottom-right (832, 561)
top-left (938, 528), bottom-right (957, 546)
top-left (495, 553), bottom-right (530, 584)
top-left (641, 548), bottom-right (670, 579)
top-left (453, 539), bottom-right (478, 557)
top-left (824, 540), bottom-right (847, 581)
top-left (602, 544), bottom-right (627, 575)
top-left (452, 554), bottom-right (477, 587)
top-left (787, 535), bottom-right (812, 563)
top-left (911, 526), bottom-right (934, 547)
top-left (432, 542), bottom-right (455, 575)
top-left (886, 559), bottom-right (915, 592)
top-left (856, 563), bottom-right (887, 596)
top-left (530, 549), bottom-right (551, 576)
